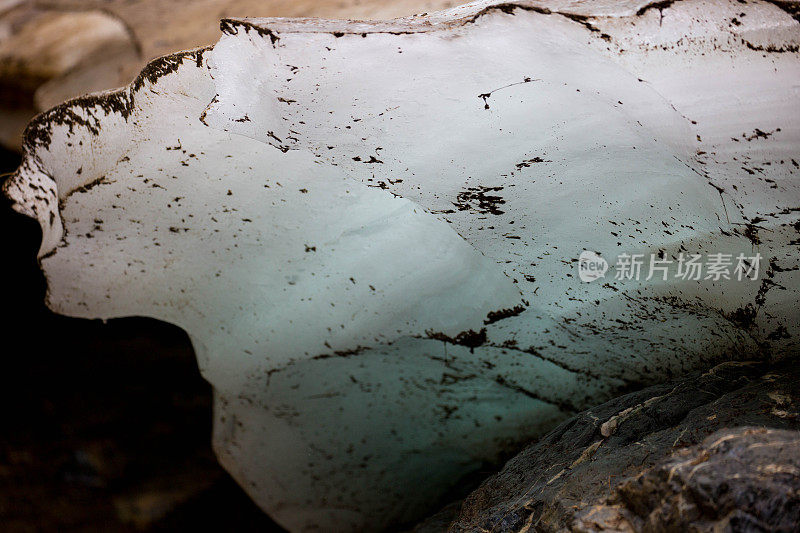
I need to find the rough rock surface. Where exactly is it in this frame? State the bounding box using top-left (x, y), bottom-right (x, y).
top-left (607, 427), bottom-right (800, 532)
top-left (448, 360), bottom-right (800, 532)
top-left (0, 0), bottom-right (465, 149)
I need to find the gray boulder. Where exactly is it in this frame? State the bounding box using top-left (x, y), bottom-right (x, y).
top-left (447, 361), bottom-right (800, 532)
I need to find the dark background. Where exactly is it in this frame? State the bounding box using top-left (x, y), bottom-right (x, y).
top-left (0, 146), bottom-right (283, 530)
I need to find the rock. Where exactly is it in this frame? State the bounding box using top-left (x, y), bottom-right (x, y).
top-left (412, 501), bottom-right (464, 533)
top-left (448, 361), bottom-right (800, 532)
top-left (2, 1), bottom-right (800, 531)
top-left (0, 0), bottom-right (465, 150)
top-left (608, 427), bottom-right (800, 532)
top-left (0, 8), bottom-right (139, 148)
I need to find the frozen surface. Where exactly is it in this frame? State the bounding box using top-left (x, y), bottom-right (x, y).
top-left (4, 1), bottom-right (800, 531)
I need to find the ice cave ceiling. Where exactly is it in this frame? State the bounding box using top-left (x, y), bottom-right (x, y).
top-left (3, 0), bottom-right (800, 531)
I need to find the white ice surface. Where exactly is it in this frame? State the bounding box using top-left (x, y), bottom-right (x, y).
top-left (4, 1), bottom-right (800, 530)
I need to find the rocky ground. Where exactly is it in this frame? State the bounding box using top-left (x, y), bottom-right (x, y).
top-left (431, 360), bottom-right (800, 532)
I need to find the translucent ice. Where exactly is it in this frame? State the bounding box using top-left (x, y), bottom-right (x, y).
top-left (4, 1), bottom-right (799, 530)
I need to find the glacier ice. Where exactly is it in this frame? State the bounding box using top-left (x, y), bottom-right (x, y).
top-left (3, 1), bottom-right (800, 530)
